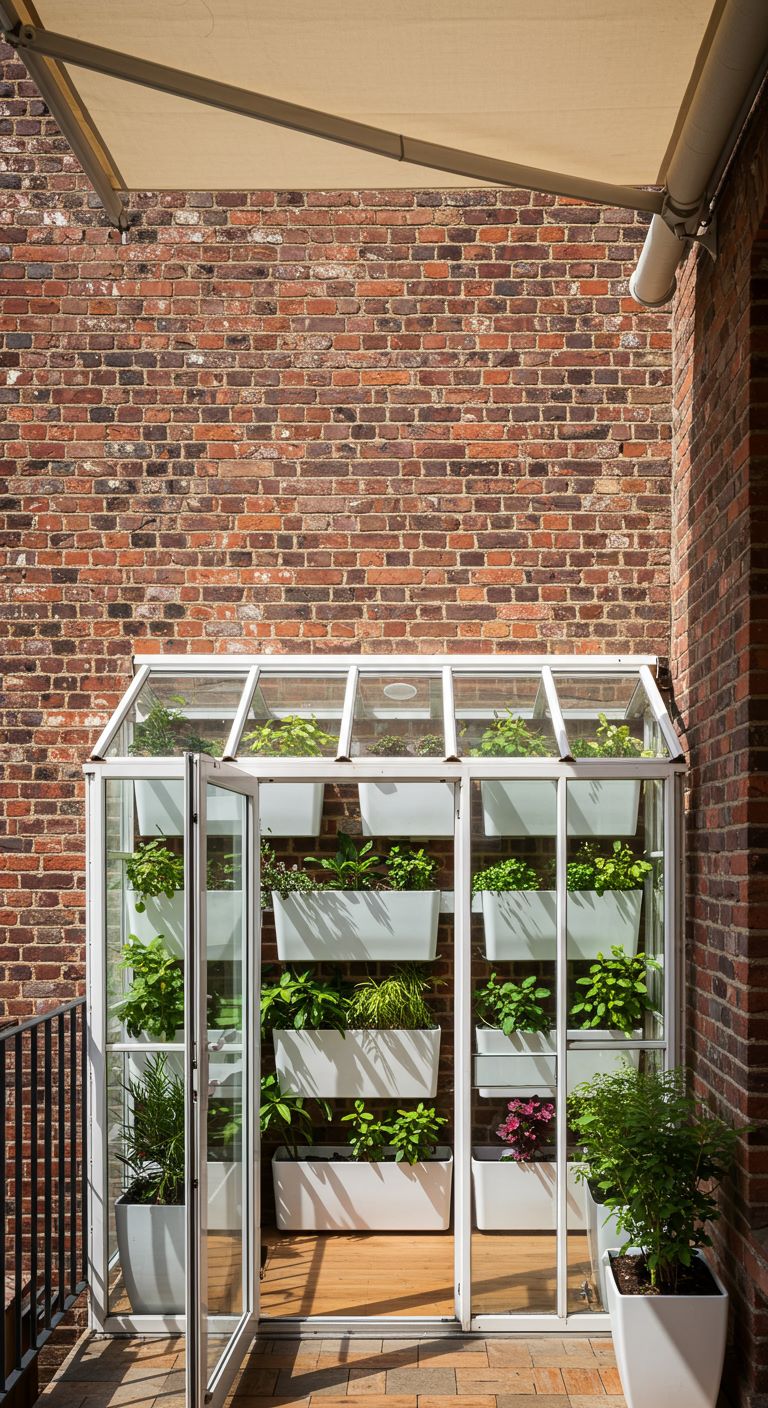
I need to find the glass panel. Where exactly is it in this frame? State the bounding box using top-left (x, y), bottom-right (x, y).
top-left (238, 673), bottom-right (346, 759)
top-left (351, 673), bottom-right (445, 757)
top-left (553, 672), bottom-right (670, 759)
top-left (453, 673), bottom-right (558, 757)
top-left (107, 672), bottom-right (248, 758)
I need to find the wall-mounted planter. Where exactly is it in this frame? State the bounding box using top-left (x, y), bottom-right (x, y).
top-left (358, 781), bottom-right (455, 838)
top-left (259, 781), bottom-right (325, 838)
top-left (474, 1027), bottom-right (642, 1098)
top-left (273, 1145), bottom-right (453, 1231)
top-left (134, 778), bottom-right (323, 839)
top-left (125, 889), bottom-right (242, 961)
top-left (471, 1149), bottom-right (586, 1231)
top-left (273, 889), bottom-right (441, 961)
top-left (273, 1027), bottom-right (441, 1099)
top-left (481, 779), bottom-right (641, 838)
top-left (475, 888), bottom-right (642, 960)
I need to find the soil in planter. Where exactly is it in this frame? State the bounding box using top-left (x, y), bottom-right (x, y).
top-left (611, 1253), bottom-right (720, 1297)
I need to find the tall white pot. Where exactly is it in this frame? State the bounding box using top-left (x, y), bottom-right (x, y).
top-left (604, 1250), bottom-right (728, 1408)
top-left (474, 1027), bottom-right (642, 1098)
top-left (358, 781), bottom-right (455, 838)
top-left (124, 889), bottom-right (242, 960)
top-left (134, 778), bottom-right (323, 838)
top-left (476, 888), bottom-right (642, 960)
top-left (273, 889), bottom-right (441, 961)
top-left (273, 1145), bottom-right (453, 1231)
top-left (273, 1027), bottom-right (441, 1099)
top-left (115, 1196), bottom-right (185, 1314)
top-left (471, 1149), bottom-right (587, 1231)
top-left (481, 779), bottom-right (641, 837)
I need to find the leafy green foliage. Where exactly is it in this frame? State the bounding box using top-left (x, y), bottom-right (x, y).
top-left (206, 849), bottom-right (239, 891)
top-left (347, 967), bottom-right (435, 1030)
top-left (128, 697), bottom-right (222, 758)
top-left (116, 935), bottom-right (185, 1041)
top-left (472, 857), bottom-right (540, 894)
top-left (569, 1067), bottom-right (741, 1292)
top-left (119, 1055), bottom-right (185, 1205)
top-left (566, 841), bottom-right (652, 895)
top-left (124, 839), bottom-right (183, 911)
top-left (570, 945), bottom-right (661, 1036)
top-left (475, 972), bottom-right (552, 1035)
top-left (473, 712), bottom-right (551, 758)
top-left (570, 712), bottom-right (652, 759)
top-left (341, 1100), bottom-right (447, 1164)
top-left (369, 733), bottom-right (412, 757)
top-left (305, 832), bottom-right (384, 890)
top-left (385, 844), bottom-right (438, 892)
top-left (259, 1072), bottom-right (331, 1159)
top-left (341, 1100), bottom-right (390, 1161)
top-left (260, 969), bottom-right (348, 1035)
top-left (415, 733), bottom-right (445, 757)
top-left (243, 714), bottom-right (335, 757)
top-left (260, 841), bottom-right (315, 906)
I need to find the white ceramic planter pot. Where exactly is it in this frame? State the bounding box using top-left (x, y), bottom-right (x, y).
top-left (604, 1249), bottom-right (728, 1408)
top-left (125, 889), bottom-right (242, 961)
top-left (134, 778), bottom-right (322, 838)
top-left (358, 781), bottom-right (455, 838)
top-left (476, 888), bottom-right (642, 960)
top-left (273, 889), bottom-right (441, 961)
top-left (480, 779), bottom-right (641, 838)
top-left (115, 1195), bottom-right (185, 1314)
top-left (259, 782), bottom-right (324, 838)
top-left (586, 1187), bottom-right (623, 1307)
top-left (273, 1027), bottom-right (441, 1098)
top-left (273, 1145), bottom-right (453, 1231)
top-left (473, 1028), bottom-right (641, 1098)
top-left (471, 1149), bottom-right (587, 1231)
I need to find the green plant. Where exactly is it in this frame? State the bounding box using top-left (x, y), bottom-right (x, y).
top-left (472, 857), bottom-right (539, 894)
top-left (571, 711), bottom-right (652, 759)
top-left (260, 969), bottom-right (349, 1035)
top-left (207, 849), bottom-right (239, 891)
top-left (369, 733), bottom-right (412, 757)
top-left (115, 935), bottom-right (185, 1041)
top-left (124, 839), bottom-right (183, 911)
top-left (570, 945), bottom-right (661, 1036)
top-left (566, 840), bottom-right (652, 895)
top-left (119, 1055), bottom-right (185, 1204)
top-left (415, 734), bottom-right (444, 757)
top-left (305, 832), bottom-right (384, 890)
top-left (260, 841), bottom-right (315, 906)
top-left (347, 967), bottom-right (435, 1030)
top-left (388, 1104), bottom-right (447, 1165)
top-left (385, 844), bottom-right (438, 892)
top-left (341, 1100), bottom-right (390, 1161)
top-left (473, 711), bottom-right (551, 758)
top-left (243, 714), bottom-right (335, 757)
top-left (569, 1067), bottom-right (741, 1293)
top-left (475, 972), bottom-right (552, 1035)
top-left (128, 697), bottom-right (222, 758)
top-left (259, 1072), bottom-right (330, 1160)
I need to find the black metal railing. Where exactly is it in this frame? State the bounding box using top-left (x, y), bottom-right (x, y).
top-left (0, 999), bottom-right (87, 1403)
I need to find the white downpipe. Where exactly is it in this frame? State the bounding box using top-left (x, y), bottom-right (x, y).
top-left (630, 0), bottom-right (768, 307)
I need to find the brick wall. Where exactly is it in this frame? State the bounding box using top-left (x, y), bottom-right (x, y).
top-left (670, 87), bottom-right (768, 1408)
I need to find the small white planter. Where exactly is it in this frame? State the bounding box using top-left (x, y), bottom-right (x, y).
top-left (481, 779), bottom-right (641, 838)
top-left (471, 1149), bottom-right (587, 1231)
top-left (358, 781), bottom-right (455, 838)
top-left (259, 781), bottom-right (325, 838)
top-left (273, 1145), bottom-right (453, 1231)
top-left (273, 889), bottom-right (441, 961)
top-left (474, 1028), bottom-right (642, 1098)
top-left (125, 889), bottom-right (242, 961)
top-left (476, 888), bottom-right (642, 960)
top-left (586, 1187), bottom-right (623, 1307)
top-left (273, 1027), bottom-right (441, 1099)
top-left (604, 1249), bottom-right (728, 1408)
top-left (115, 1195), bottom-right (185, 1314)
top-left (134, 778), bottom-right (323, 838)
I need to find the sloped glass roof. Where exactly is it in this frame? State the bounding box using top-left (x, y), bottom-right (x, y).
top-left (94, 655), bottom-right (683, 763)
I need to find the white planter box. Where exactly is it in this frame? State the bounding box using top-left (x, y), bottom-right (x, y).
top-left (474, 1027), bottom-right (642, 1098)
top-left (476, 888), bottom-right (642, 960)
top-left (134, 778), bottom-right (322, 838)
top-left (273, 1027), bottom-right (441, 1099)
top-left (358, 781), bottom-right (455, 838)
top-left (125, 889), bottom-right (242, 960)
top-left (273, 889), bottom-right (441, 961)
top-left (604, 1250), bottom-right (728, 1408)
top-left (481, 779), bottom-right (641, 838)
top-left (115, 1195), bottom-right (185, 1314)
top-left (273, 1145), bottom-right (453, 1231)
top-left (586, 1187), bottom-right (623, 1307)
top-left (471, 1149), bottom-right (587, 1231)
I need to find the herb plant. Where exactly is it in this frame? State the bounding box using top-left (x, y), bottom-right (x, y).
top-left (472, 857), bottom-right (539, 894)
top-left (341, 1100), bottom-right (390, 1161)
top-left (570, 945), bottom-right (660, 1036)
top-left (260, 841), bottom-right (315, 905)
top-left (473, 712), bottom-right (551, 758)
top-left (260, 969), bottom-right (348, 1035)
top-left (475, 972), bottom-right (552, 1035)
top-left (116, 935), bottom-right (185, 1041)
top-left (206, 849), bottom-right (239, 891)
top-left (569, 1067), bottom-right (740, 1292)
top-left (369, 733), bottom-right (412, 757)
top-left (388, 1104), bottom-right (447, 1165)
top-left (385, 844), bottom-right (438, 892)
top-left (305, 832), bottom-right (384, 890)
top-left (259, 1072), bottom-right (330, 1160)
top-left (566, 841), bottom-right (652, 894)
top-left (347, 967), bottom-right (435, 1030)
top-left (119, 1055), bottom-right (185, 1205)
top-left (570, 712), bottom-right (652, 759)
top-left (129, 698), bottom-right (222, 758)
top-left (415, 734), bottom-right (444, 757)
top-left (124, 839), bottom-right (183, 911)
top-left (496, 1096), bottom-right (555, 1163)
top-left (243, 714), bottom-right (335, 757)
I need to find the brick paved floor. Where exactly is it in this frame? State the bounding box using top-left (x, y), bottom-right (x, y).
top-left (36, 1332), bottom-right (625, 1407)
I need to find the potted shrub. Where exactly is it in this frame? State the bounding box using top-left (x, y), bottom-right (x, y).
top-left (471, 856), bottom-right (551, 959)
top-left (570, 1067), bottom-right (739, 1408)
top-left (123, 838), bottom-right (242, 960)
top-left (358, 733), bottom-right (454, 838)
top-left (273, 1097), bottom-right (452, 1232)
top-left (475, 972), bottom-right (555, 1097)
top-left (129, 698), bottom-right (233, 837)
top-left (242, 714), bottom-right (335, 837)
top-left (272, 832), bottom-right (442, 961)
top-left (568, 943), bottom-right (660, 1081)
top-left (268, 966), bottom-right (441, 1099)
top-left (568, 713), bottom-right (652, 836)
top-left (471, 1096), bottom-right (586, 1231)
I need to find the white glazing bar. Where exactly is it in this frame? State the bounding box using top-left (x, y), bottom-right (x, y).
top-left (133, 652), bottom-right (660, 674)
top-left (555, 776), bottom-right (568, 1322)
top-left (454, 776), bottom-right (472, 1330)
top-left (442, 668), bottom-right (458, 760)
top-left (639, 665), bottom-right (685, 761)
top-left (223, 666), bottom-right (260, 760)
top-left (90, 664), bottom-right (150, 759)
top-left (336, 666), bottom-right (358, 761)
top-left (541, 666), bottom-right (571, 759)
top-left (663, 775), bottom-right (679, 1068)
top-left (186, 753), bottom-right (204, 1408)
top-left (85, 770), bottom-right (108, 1331)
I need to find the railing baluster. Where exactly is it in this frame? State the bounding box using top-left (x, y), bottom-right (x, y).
top-left (80, 1005), bottom-right (88, 1286)
top-left (43, 1020), bottom-right (52, 1332)
top-left (0, 1041), bottom-right (6, 1392)
top-left (14, 1034), bottom-right (23, 1374)
top-left (57, 1012), bottom-right (65, 1317)
top-left (30, 1026), bottom-right (38, 1353)
top-left (69, 1007), bottom-right (77, 1297)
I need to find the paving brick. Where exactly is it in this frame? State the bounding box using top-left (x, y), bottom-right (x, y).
top-left (560, 1367), bottom-right (605, 1396)
top-left (385, 1368), bottom-right (457, 1394)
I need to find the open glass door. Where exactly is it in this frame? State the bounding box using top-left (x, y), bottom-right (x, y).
top-left (186, 755), bottom-right (260, 1408)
